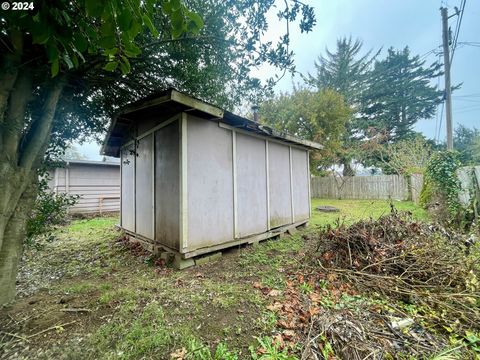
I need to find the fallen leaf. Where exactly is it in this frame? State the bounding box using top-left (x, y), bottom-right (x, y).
top-left (309, 306), bottom-right (321, 317)
top-left (170, 347), bottom-right (187, 359)
top-left (266, 302), bottom-right (283, 312)
top-left (267, 289), bottom-right (282, 297)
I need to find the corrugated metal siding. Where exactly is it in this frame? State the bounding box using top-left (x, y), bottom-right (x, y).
top-left (50, 164), bottom-right (120, 214)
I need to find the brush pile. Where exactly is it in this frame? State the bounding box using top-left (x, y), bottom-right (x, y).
top-left (315, 209), bottom-right (480, 331)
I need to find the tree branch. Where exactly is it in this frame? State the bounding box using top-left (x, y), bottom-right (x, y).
top-left (19, 75), bottom-right (67, 171)
top-left (3, 69), bottom-right (32, 160)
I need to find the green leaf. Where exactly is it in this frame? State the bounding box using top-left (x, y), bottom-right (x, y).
top-left (85, 0), bottom-right (104, 17)
top-left (73, 33), bottom-right (88, 53)
top-left (32, 28), bottom-right (50, 45)
top-left (187, 11), bottom-right (204, 31)
top-left (51, 59), bottom-right (59, 77)
top-left (119, 56), bottom-right (131, 75)
top-left (170, 0), bottom-right (181, 11)
top-left (162, 0), bottom-right (173, 14)
top-left (71, 53), bottom-right (79, 68)
top-left (117, 10), bottom-right (132, 31)
top-left (123, 42), bottom-right (141, 57)
top-left (85, 25), bottom-right (97, 40)
top-left (127, 20), bottom-right (142, 38)
top-left (170, 9), bottom-right (185, 38)
top-left (63, 53), bottom-right (74, 69)
top-left (104, 47), bottom-right (119, 56)
top-left (142, 15), bottom-right (159, 37)
top-left (99, 36), bottom-right (116, 49)
top-left (103, 61), bottom-right (119, 72)
top-left (46, 43), bottom-right (59, 62)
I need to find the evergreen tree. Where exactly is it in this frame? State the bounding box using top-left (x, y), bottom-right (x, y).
top-left (306, 37), bottom-right (379, 175)
top-left (360, 47), bottom-right (443, 141)
top-left (453, 125), bottom-right (480, 164)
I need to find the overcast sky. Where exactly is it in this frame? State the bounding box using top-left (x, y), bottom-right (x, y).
top-left (78, 0), bottom-right (479, 160)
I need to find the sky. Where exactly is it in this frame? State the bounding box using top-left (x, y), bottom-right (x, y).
top-left (78, 0), bottom-right (479, 160)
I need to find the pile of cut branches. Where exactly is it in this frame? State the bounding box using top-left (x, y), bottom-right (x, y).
top-left (314, 209), bottom-right (480, 332)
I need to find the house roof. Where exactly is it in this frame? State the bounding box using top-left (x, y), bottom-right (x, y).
top-left (101, 88), bottom-right (322, 157)
top-left (65, 159), bottom-right (120, 167)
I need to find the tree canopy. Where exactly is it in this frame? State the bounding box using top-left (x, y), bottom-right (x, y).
top-left (0, 0), bottom-right (316, 305)
top-left (453, 124), bottom-right (480, 165)
top-left (306, 37), bottom-right (379, 175)
top-left (260, 88), bottom-right (351, 174)
top-left (360, 47), bottom-right (443, 141)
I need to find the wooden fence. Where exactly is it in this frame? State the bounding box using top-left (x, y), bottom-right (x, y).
top-left (457, 166), bottom-right (480, 206)
top-left (311, 174), bottom-right (424, 202)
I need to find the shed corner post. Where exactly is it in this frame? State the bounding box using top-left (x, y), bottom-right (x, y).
top-left (65, 162), bottom-right (70, 214)
top-left (119, 148), bottom-right (122, 227)
top-left (265, 140), bottom-right (270, 231)
top-left (180, 112), bottom-right (189, 251)
top-left (152, 131), bottom-right (155, 240)
top-left (307, 150), bottom-right (311, 218)
top-left (232, 130), bottom-right (238, 239)
top-left (289, 146), bottom-right (295, 223)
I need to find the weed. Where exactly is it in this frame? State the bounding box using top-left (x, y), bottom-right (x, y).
top-left (184, 338), bottom-right (239, 359)
top-left (299, 282), bottom-right (313, 294)
top-left (87, 301), bottom-right (173, 359)
top-left (250, 336), bottom-right (296, 360)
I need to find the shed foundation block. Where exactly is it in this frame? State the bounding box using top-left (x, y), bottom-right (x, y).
top-left (194, 252), bottom-right (222, 266)
top-left (173, 255), bottom-right (195, 270)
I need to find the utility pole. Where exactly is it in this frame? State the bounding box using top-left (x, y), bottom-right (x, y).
top-left (441, 7), bottom-right (453, 150)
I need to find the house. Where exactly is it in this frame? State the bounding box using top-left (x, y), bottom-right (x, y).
top-left (101, 89), bottom-right (321, 267)
top-left (48, 159), bottom-right (120, 214)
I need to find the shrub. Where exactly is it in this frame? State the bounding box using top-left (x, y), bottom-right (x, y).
top-left (26, 172), bottom-right (78, 247)
top-left (420, 151), bottom-right (468, 227)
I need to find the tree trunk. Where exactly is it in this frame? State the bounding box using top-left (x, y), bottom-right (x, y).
top-left (342, 159), bottom-right (355, 176)
top-left (0, 70), bottom-right (66, 305)
top-left (0, 176), bottom-right (35, 304)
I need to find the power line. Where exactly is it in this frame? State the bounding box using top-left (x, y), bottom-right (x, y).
top-left (451, 0), bottom-right (466, 63)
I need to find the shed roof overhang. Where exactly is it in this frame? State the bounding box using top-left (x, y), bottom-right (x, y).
top-left (101, 88), bottom-right (322, 157)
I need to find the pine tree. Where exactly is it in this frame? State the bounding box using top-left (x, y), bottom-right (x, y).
top-left (306, 37), bottom-right (379, 175)
top-left (360, 47), bottom-right (443, 141)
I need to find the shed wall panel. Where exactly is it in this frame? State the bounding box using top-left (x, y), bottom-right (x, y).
top-left (186, 116), bottom-right (234, 250)
top-left (155, 120), bottom-right (180, 249)
top-left (236, 133), bottom-right (268, 237)
top-left (121, 143), bottom-right (135, 231)
top-left (291, 148), bottom-right (310, 222)
top-left (68, 165), bottom-right (120, 186)
top-left (268, 141), bottom-right (292, 228)
top-left (135, 134), bottom-right (154, 239)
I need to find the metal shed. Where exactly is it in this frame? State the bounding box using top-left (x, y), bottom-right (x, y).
top-left (102, 89), bottom-right (321, 262)
top-left (48, 160), bottom-right (120, 214)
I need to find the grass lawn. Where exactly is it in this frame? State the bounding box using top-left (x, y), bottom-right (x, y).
top-left (310, 198), bottom-right (429, 227)
top-left (0, 199), bottom-right (429, 359)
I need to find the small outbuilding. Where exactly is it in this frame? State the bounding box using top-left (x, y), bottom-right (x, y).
top-left (102, 89), bottom-right (321, 263)
top-left (48, 160), bottom-right (120, 214)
